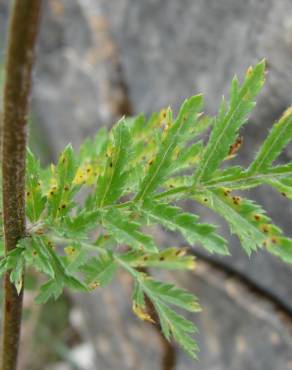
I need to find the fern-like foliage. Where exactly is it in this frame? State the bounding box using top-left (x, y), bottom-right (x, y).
top-left (1, 60), bottom-right (292, 358)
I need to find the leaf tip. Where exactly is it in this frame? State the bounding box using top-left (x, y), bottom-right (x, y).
top-left (282, 106), bottom-right (292, 120)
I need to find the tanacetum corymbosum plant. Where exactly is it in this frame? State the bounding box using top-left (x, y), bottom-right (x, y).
top-left (1, 60), bottom-right (292, 359)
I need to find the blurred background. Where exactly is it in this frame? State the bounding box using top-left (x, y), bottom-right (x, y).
top-left (2, 0), bottom-right (292, 369)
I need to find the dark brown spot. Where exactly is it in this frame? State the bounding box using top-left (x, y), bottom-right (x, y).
top-left (159, 257), bottom-right (165, 261)
top-left (232, 196), bottom-right (240, 205)
top-left (254, 214), bottom-right (261, 221)
top-left (228, 136), bottom-right (243, 156)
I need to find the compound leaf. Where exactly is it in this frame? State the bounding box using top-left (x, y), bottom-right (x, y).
top-left (141, 199), bottom-right (228, 255)
top-left (194, 61), bottom-right (265, 184)
top-left (136, 94), bottom-right (203, 200)
top-left (103, 208), bottom-right (158, 253)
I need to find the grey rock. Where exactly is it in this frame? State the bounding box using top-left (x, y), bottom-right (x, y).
top-left (72, 273), bottom-right (162, 370)
top-left (32, 0), bottom-right (131, 158)
top-left (176, 263), bottom-right (292, 370)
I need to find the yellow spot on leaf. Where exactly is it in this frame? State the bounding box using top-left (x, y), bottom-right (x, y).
top-left (246, 66), bottom-right (253, 77)
top-left (64, 246), bottom-right (76, 256)
top-left (282, 106), bottom-right (292, 120)
top-left (186, 259), bottom-right (196, 271)
top-left (73, 164), bottom-right (95, 185)
top-left (89, 281), bottom-right (100, 290)
top-left (133, 303), bottom-right (155, 324)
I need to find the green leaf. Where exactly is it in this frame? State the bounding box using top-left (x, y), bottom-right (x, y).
top-left (78, 127), bottom-right (109, 162)
top-left (120, 247), bottom-right (196, 270)
top-left (2, 248), bottom-right (23, 270)
top-left (154, 301), bottom-right (199, 359)
top-left (194, 61), bottom-right (265, 183)
top-left (0, 258), bottom-right (7, 276)
top-left (117, 258), bottom-right (199, 359)
top-left (132, 280), bottom-right (146, 308)
top-left (63, 209), bottom-right (101, 236)
top-left (103, 208), bottom-right (158, 253)
top-left (141, 199), bottom-right (228, 255)
top-left (265, 178), bottom-right (292, 199)
top-left (194, 189), bottom-right (267, 254)
top-left (22, 237), bottom-right (55, 277)
top-left (81, 251), bottom-right (117, 287)
top-left (135, 94), bottom-right (203, 200)
top-left (0, 248), bottom-right (25, 290)
top-left (194, 189), bottom-right (292, 259)
top-left (248, 107), bottom-right (292, 173)
top-left (26, 148), bottom-right (46, 222)
top-left (64, 244), bottom-right (89, 274)
top-left (9, 254), bottom-right (24, 294)
top-left (35, 279), bottom-right (63, 304)
top-left (47, 144), bottom-right (77, 219)
top-left (95, 120), bottom-right (131, 207)
top-left (169, 141), bottom-right (203, 173)
top-left (267, 237), bottom-right (292, 263)
top-left (35, 236), bottom-right (88, 293)
top-left (144, 278), bottom-right (201, 313)
top-left (203, 164), bottom-right (292, 191)
top-left (63, 275), bottom-right (88, 292)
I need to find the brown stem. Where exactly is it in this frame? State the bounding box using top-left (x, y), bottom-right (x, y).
top-left (1, 2), bottom-right (43, 370)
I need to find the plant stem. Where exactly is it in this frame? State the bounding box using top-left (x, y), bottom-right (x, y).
top-left (1, 2), bottom-right (43, 370)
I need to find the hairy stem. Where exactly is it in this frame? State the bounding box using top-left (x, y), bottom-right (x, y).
top-left (1, 2), bottom-right (43, 370)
